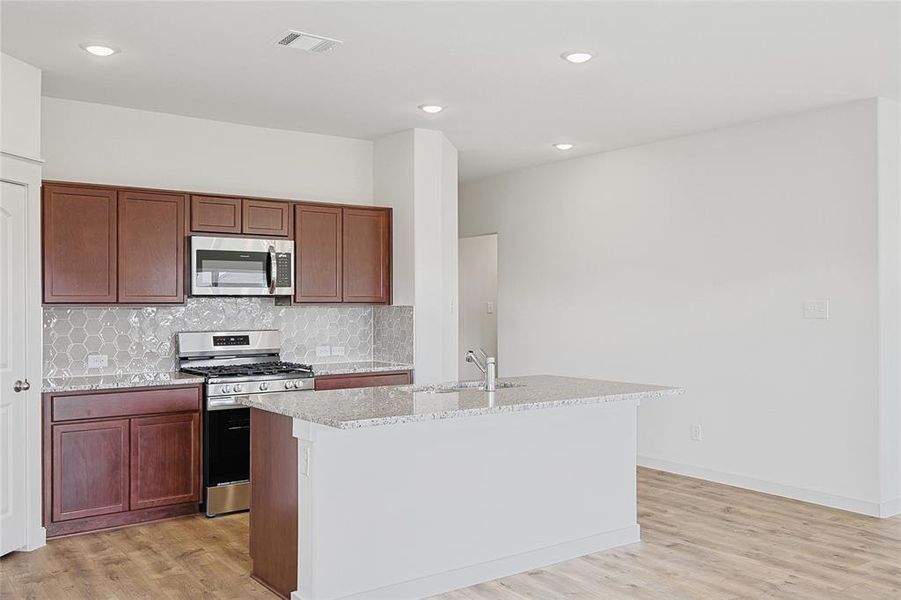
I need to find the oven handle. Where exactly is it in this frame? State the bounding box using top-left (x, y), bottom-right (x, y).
top-left (208, 397), bottom-right (243, 411)
top-left (268, 245), bottom-right (277, 294)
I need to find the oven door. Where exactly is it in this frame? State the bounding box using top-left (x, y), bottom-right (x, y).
top-left (191, 236), bottom-right (294, 296)
top-left (204, 406), bottom-right (251, 488)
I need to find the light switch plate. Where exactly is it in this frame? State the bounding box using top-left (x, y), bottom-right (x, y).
top-left (803, 299), bottom-right (829, 320)
top-left (486, 301), bottom-right (495, 315)
top-left (316, 345), bottom-right (331, 357)
top-left (87, 354), bottom-right (108, 369)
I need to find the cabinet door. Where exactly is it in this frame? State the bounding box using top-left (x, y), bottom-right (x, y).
top-left (190, 195), bottom-right (242, 234)
top-left (243, 199), bottom-right (290, 237)
top-left (342, 207), bottom-right (391, 303)
top-left (295, 204), bottom-right (342, 302)
top-left (42, 184), bottom-right (118, 303)
top-left (118, 191), bottom-right (186, 303)
top-left (52, 420), bottom-right (129, 521)
top-left (130, 413), bottom-right (200, 510)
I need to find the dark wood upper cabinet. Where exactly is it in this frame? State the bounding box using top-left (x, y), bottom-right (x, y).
top-left (42, 184), bottom-right (118, 303)
top-left (43, 181), bottom-right (393, 306)
top-left (129, 413), bottom-right (200, 510)
top-left (342, 207), bottom-right (391, 303)
top-left (295, 204), bottom-right (343, 303)
top-left (118, 191), bottom-right (186, 304)
top-left (190, 195), bottom-right (242, 234)
top-left (52, 419), bottom-right (130, 522)
top-left (244, 199), bottom-right (291, 237)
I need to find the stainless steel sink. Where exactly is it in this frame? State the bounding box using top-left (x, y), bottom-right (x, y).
top-left (413, 381), bottom-right (524, 394)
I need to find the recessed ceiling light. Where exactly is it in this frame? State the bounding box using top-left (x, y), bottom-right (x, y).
top-left (553, 143), bottom-right (574, 151)
top-left (80, 43), bottom-right (119, 57)
top-left (562, 51), bottom-right (593, 64)
top-left (418, 104), bottom-right (445, 114)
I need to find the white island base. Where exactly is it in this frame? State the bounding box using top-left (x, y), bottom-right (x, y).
top-left (290, 399), bottom-right (640, 600)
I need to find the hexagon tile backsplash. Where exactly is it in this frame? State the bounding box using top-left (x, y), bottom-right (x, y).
top-left (43, 298), bottom-right (414, 377)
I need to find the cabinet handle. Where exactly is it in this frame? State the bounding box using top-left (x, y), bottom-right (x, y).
top-left (13, 379), bottom-right (31, 393)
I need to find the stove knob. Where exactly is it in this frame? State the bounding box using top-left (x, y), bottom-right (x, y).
top-left (233, 384), bottom-right (243, 393)
top-left (284, 380), bottom-right (295, 390)
top-left (221, 385), bottom-right (232, 394)
top-left (259, 382), bottom-right (269, 391)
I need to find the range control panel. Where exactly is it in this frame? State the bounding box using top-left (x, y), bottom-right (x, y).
top-left (213, 334), bottom-right (251, 347)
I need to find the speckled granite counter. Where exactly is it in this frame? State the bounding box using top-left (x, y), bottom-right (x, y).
top-left (311, 361), bottom-right (414, 376)
top-left (42, 372), bottom-right (205, 393)
top-left (239, 375), bottom-right (681, 429)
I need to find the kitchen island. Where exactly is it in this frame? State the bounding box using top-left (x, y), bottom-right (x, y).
top-left (240, 375), bottom-right (681, 600)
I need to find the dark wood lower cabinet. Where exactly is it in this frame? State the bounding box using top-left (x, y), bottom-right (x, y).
top-left (130, 413), bottom-right (201, 510)
top-left (250, 409), bottom-right (298, 599)
top-left (314, 370), bottom-right (412, 390)
top-left (43, 385), bottom-right (202, 538)
top-left (51, 419), bottom-right (130, 522)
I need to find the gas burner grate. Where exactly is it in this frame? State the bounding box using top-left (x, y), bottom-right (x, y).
top-left (181, 361), bottom-right (314, 378)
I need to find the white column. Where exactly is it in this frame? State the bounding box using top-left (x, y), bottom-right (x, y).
top-left (374, 129), bottom-right (459, 383)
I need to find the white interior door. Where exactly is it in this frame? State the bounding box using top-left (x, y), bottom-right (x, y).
top-left (0, 179), bottom-right (30, 555)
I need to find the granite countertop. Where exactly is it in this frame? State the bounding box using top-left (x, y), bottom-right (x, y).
top-left (311, 361), bottom-right (414, 376)
top-left (42, 372), bottom-right (206, 393)
top-left (239, 375), bottom-right (683, 429)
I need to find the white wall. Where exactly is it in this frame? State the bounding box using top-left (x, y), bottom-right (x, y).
top-left (876, 98), bottom-right (901, 516)
top-left (374, 129), bottom-right (459, 384)
top-left (460, 99), bottom-right (901, 516)
top-left (1, 54), bottom-right (42, 159)
top-left (41, 97), bottom-right (373, 203)
top-left (460, 234), bottom-right (498, 380)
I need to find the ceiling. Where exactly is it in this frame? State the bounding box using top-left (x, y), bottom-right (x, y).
top-left (2, 1), bottom-right (899, 181)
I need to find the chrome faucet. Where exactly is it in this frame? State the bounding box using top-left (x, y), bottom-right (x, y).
top-left (465, 348), bottom-right (497, 392)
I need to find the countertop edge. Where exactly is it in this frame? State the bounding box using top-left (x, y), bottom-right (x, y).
top-left (241, 384), bottom-right (683, 429)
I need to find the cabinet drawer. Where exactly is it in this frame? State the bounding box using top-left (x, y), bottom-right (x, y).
top-left (314, 371), bottom-right (412, 391)
top-left (52, 386), bottom-right (201, 422)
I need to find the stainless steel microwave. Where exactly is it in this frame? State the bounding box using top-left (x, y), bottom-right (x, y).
top-left (190, 236), bottom-right (294, 296)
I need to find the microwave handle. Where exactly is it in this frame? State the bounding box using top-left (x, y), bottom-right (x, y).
top-left (268, 245), bottom-right (277, 294)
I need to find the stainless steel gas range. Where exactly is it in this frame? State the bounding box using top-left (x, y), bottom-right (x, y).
top-left (176, 330), bottom-right (314, 516)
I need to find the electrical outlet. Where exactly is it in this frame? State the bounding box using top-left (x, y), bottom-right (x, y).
top-left (316, 345), bottom-right (331, 358)
top-left (331, 346), bottom-right (345, 356)
top-left (803, 299), bottom-right (829, 320)
top-left (87, 354), bottom-right (108, 369)
top-left (300, 446), bottom-right (311, 476)
top-left (690, 424), bottom-right (702, 442)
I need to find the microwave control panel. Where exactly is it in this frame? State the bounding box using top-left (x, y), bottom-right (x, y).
top-left (276, 253), bottom-right (292, 287)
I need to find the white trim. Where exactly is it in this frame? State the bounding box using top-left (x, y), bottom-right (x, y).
top-left (289, 525), bottom-right (640, 600)
top-left (638, 455), bottom-right (890, 518)
top-left (0, 150), bottom-right (44, 164)
top-left (878, 497), bottom-right (901, 518)
top-left (0, 154), bottom-right (46, 551)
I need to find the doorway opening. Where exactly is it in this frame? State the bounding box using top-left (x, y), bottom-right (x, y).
top-left (459, 234), bottom-right (498, 380)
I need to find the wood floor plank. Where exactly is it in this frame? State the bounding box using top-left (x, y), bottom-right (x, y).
top-left (2, 468), bottom-right (898, 599)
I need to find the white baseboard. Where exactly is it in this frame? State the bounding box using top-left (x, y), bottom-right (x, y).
top-left (291, 524), bottom-right (640, 600)
top-left (638, 455), bottom-right (893, 518)
top-left (23, 525), bottom-right (46, 551)
top-left (878, 497), bottom-right (901, 518)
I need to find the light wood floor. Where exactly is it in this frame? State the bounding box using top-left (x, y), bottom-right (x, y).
top-left (2, 469), bottom-right (899, 599)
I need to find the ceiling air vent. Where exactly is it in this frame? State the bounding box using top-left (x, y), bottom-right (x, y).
top-left (275, 30), bottom-right (343, 53)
